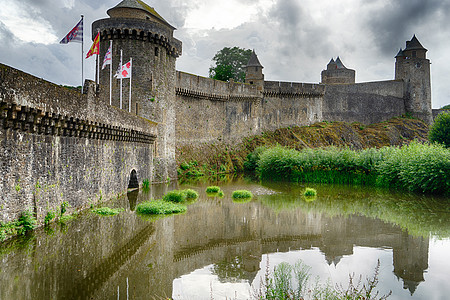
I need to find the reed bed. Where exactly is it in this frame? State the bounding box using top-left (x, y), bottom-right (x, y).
top-left (254, 141), bottom-right (450, 195)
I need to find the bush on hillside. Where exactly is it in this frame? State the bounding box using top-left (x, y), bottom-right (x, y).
top-left (429, 111), bottom-right (450, 148)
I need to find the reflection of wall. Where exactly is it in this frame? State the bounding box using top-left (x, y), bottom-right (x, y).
top-left (0, 191), bottom-right (430, 299)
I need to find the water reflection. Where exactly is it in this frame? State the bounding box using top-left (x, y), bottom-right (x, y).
top-left (0, 180), bottom-right (449, 299)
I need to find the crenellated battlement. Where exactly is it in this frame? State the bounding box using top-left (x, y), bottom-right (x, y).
top-left (263, 81), bottom-right (325, 98)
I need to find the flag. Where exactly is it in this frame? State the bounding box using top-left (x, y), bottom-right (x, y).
top-left (86, 32), bottom-right (100, 58)
top-left (115, 60), bottom-right (132, 79)
top-left (114, 62), bottom-right (122, 78)
top-left (102, 42), bottom-right (112, 69)
top-left (60, 18), bottom-right (83, 44)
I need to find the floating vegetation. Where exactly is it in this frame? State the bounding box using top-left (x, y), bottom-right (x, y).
top-left (163, 190), bottom-right (187, 203)
top-left (136, 200), bottom-right (186, 215)
top-left (181, 189), bottom-right (199, 200)
top-left (232, 190), bottom-right (253, 200)
top-left (206, 186), bottom-right (221, 193)
top-left (303, 188), bottom-right (317, 197)
top-left (92, 207), bottom-right (124, 216)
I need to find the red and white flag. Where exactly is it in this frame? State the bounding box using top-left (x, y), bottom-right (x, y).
top-left (115, 60), bottom-right (132, 79)
top-left (102, 42), bottom-right (112, 69)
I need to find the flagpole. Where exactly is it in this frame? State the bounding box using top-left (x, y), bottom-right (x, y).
top-left (120, 49), bottom-right (123, 109)
top-left (129, 57), bottom-right (132, 113)
top-left (109, 40), bottom-right (113, 106)
top-left (96, 30), bottom-right (100, 84)
top-left (81, 15), bottom-right (84, 93)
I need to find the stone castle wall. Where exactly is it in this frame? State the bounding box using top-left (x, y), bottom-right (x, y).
top-left (322, 80), bottom-right (406, 124)
top-left (0, 63), bottom-right (157, 224)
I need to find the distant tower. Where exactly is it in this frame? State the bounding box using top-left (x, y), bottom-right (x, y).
top-left (92, 0), bottom-right (182, 180)
top-left (395, 35), bottom-right (432, 124)
top-left (245, 50), bottom-right (264, 91)
top-left (321, 57), bottom-right (355, 84)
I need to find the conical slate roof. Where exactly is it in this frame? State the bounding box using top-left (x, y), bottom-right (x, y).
top-left (395, 48), bottom-right (405, 58)
top-left (246, 50), bottom-right (263, 68)
top-left (404, 35), bottom-right (427, 52)
top-left (108, 0), bottom-right (174, 29)
top-left (335, 56), bottom-right (346, 69)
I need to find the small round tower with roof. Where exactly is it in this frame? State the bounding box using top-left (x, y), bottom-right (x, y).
top-left (92, 0), bottom-right (182, 180)
top-left (245, 50), bottom-right (264, 91)
top-left (321, 57), bottom-right (355, 84)
top-left (395, 35), bottom-right (432, 124)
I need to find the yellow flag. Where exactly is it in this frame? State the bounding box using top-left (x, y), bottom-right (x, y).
top-left (86, 32), bottom-right (100, 58)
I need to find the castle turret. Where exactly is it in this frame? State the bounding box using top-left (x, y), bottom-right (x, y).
top-left (245, 50), bottom-right (264, 91)
top-left (92, 0), bottom-right (182, 180)
top-left (321, 56), bottom-right (355, 84)
top-left (395, 35), bottom-right (432, 124)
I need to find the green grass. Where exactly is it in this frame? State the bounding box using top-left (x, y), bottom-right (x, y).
top-left (142, 179), bottom-right (150, 191)
top-left (206, 186), bottom-right (221, 193)
top-left (303, 188), bottom-right (317, 197)
top-left (181, 189), bottom-right (199, 200)
top-left (256, 142), bottom-right (450, 195)
top-left (232, 190), bottom-right (253, 199)
top-left (163, 190), bottom-right (187, 203)
top-left (92, 207), bottom-right (124, 216)
top-left (136, 200), bottom-right (187, 215)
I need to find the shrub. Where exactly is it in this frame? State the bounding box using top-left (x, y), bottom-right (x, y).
top-left (182, 189), bottom-right (199, 200)
top-left (303, 188), bottom-right (317, 197)
top-left (136, 200), bottom-right (186, 215)
top-left (244, 146), bottom-right (267, 172)
top-left (17, 210), bottom-right (36, 235)
top-left (92, 207), bottom-right (124, 216)
top-left (44, 211), bottom-right (56, 226)
top-left (429, 111), bottom-right (450, 148)
top-left (232, 190), bottom-right (253, 199)
top-left (163, 190), bottom-right (187, 203)
top-left (206, 186), bottom-right (221, 193)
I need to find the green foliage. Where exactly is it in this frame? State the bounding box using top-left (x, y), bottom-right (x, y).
top-left (16, 210), bottom-right (36, 235)
top-left (441, 104), bottom-right (450, 109)
top-left (163, 190), bottom-right (187, 203)
top-left (232, 190), bottom-right (253, 199)
top-left (44, 211), bottom-right (56, 226)
top-left (206, 186), bottom-right (221, 193)
top-left (60, 201), bottom-right (70, 216)
top-left (142, 179), bottom-right (150, 190)
top-left (244, 146), bottom-right (267, 172)
top-left (303, 188), bottom-right (317, 197)
top-left (209, 46), bottom-right (252, 82)
top-left (256, 259), bottom-right (390, 300)
top-left (136, 200), bottom-right (187, 215)
top-left (181, 189), bottom-right (199, 200)
top-left (92, 207), bottom-right (124, 216)
top-left (429, 111), bottom-right (450, 147)
top-left (0, 221), bottom-right (17, 242)
top-left (257, 143), bottom-right (450, 195)
top-left (375, 141), bottom-right (450, 194)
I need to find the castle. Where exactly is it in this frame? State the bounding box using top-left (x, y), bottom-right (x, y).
top-left (0, 0), bottom-right (432, 224)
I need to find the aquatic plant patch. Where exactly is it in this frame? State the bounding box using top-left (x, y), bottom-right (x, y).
top-left (163, 190), bottom-right (187, 203)
top-left (181, 189), bottom-right (199, 200)
top-left (136, 200), bottom-right (187, 215)
top-left (232, 190), bottom-right (253, 199)
top-left (206, 186), bottom-right (221, 193)
top-left (92, 207), bottom-right (124, 216)
top-left (303, 188), bottom-right (317, 197)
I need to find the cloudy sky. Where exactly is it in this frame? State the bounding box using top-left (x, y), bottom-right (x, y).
top-left (0, 0), bottom-right (449, 108)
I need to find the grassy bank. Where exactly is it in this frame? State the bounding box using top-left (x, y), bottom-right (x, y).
top-left (176, 116), bottom-right (428, 179)
top-left (255, 141), bottom-right (450, 195)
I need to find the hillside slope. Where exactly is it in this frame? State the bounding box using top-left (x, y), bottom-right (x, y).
top-left (176, 117), bottom-right (429, 176)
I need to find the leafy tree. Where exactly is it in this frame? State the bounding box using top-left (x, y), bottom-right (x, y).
top-left (209, 47), bottom-right (252, 82)
top-left (429, 111), bottom-right (450, 147)
top-left (441, 104), bottom-right (450, 110)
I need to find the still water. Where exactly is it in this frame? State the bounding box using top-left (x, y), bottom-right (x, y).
top-left (1, 178), bottom-right (449, 299)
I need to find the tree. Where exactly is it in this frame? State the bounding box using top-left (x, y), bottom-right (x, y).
top-left (209, 47), bottom-right (252, 82)
top-left (429, 111), bottom-right (450, 147)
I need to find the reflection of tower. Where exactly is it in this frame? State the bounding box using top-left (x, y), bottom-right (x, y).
top-left (393, 231), bottom-right (429, 295)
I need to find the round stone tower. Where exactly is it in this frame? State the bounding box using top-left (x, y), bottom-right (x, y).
top-left (92, 0), bottom-right (182, 181)
top-left (245, 50), bottom-right (264, 91)
top-left (395, 35), bottom-right (432, 124)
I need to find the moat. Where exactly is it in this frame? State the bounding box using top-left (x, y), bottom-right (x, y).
top-left (1, 178), bottom-right (449, 300)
